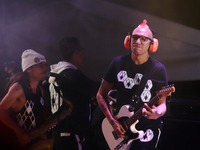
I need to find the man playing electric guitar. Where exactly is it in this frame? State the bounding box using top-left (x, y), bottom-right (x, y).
top-left (97, 20), bottom-right (169, 150)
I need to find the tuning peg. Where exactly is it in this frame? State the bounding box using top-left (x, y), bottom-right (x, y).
top-left (162, 84), bottom-right (175, 89)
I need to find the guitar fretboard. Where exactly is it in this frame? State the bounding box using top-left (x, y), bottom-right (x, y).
top-left (125, 94), bottom-right (161, 128)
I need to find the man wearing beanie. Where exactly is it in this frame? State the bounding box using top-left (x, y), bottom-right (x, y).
top-left (0, 49), bottom-right (48, 150)
top-left (49, 37), bottom-right (100, 150)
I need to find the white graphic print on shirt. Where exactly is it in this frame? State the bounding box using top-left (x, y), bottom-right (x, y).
top-left (140, 129), bottom-right (154, 142)
top-left (49, 82), bottom-right (63, 114)
top-left (117, 70), bottom-right (152, 102)
top-left (117, 71), bottom-right (143, 89)
top-left (16, 100), bottom-right (38, 133)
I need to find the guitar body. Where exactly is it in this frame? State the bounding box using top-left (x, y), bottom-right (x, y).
top-left (102, 85), bottom-right (175, 150)
top-left (102, 105), bottom-right (144, 150)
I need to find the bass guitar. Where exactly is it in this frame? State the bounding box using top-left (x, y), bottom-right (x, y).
top-left (102, 85), bottom-right (175, 150)
top-left (6, 97), bottom-right (73, 150)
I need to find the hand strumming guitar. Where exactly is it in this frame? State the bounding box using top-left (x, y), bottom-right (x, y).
top-left (15, 129), bottom-right (30, 146)
top-left (108, 116), bottom-right (127, 139)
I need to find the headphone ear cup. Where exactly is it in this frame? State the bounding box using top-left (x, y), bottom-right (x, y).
top-left (124, 35), bottom-right (131, 49)
top-left (149, 38), bottom-right (159, 53)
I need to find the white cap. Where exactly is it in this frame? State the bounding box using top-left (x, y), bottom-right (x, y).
top-left (21, 49), bottom-right (46, 72)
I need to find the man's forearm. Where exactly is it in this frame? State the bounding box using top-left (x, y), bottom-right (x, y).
top-left (96, 92), bottom-right (115, 125)
top-left (0, 108), bottom-right (22, 133)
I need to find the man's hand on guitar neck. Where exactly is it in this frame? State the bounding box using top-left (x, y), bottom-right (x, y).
top-left (142, 103), bottom-right (163, 120)
top-left (142, 95), bottom-right (167, 120)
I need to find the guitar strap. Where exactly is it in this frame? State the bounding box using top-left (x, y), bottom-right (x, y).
top-left (129, 58), bottom-right (154, 111)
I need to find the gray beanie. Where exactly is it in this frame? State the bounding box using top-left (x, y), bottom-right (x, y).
top-left (21, 49), bottom-right (46, 72)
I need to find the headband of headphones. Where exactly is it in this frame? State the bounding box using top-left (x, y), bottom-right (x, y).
top-left (124, 20), bottom-right (159, 53)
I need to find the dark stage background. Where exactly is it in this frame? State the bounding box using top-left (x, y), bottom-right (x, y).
top-left (0, 0), bottom-right (199, 149)
top-left (158, 80), bottom-right (200, 149)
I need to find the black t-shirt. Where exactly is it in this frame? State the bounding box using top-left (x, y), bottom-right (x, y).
top-left (104, 54), bottom-right (168, 129)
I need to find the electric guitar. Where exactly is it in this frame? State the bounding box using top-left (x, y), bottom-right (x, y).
top-left (102, 85), bottom-right (175, 150)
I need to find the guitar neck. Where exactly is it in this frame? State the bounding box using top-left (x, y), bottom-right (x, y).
top-left (125, 94), bottom-right (161, 128)
top-left (28, 119), bottom-right (57, 140)
top-left (28, 109), bottom-right (71, 141)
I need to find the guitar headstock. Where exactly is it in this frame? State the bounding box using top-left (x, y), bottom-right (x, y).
top-left (158, 84), bottom-right (175, 97)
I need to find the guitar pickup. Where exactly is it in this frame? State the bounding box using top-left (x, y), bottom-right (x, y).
top-left (112, 131), bottom-right (118, 140)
